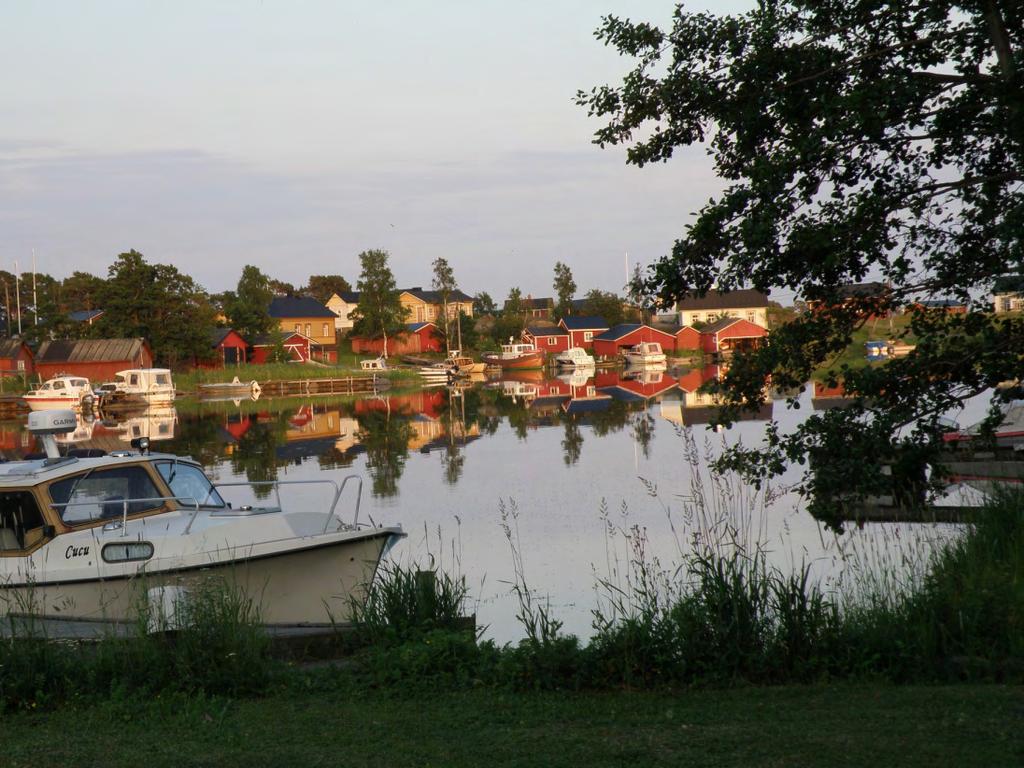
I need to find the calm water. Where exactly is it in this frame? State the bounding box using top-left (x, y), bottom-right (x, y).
top-left (4, 368), bottom-right (975, 641)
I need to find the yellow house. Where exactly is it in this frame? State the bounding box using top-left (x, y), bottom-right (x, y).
top-left (399, 287), bottom-right (474, 325)
top-left (268, 296), bottom-right (338, 362)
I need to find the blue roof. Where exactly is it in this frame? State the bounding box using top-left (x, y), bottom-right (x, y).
top-left (269, 296), bottom-right (336, 318)
top-left (407, 322), bottom-right (437, 332)
top-left (526, 324), bottom-right (567, 337)
top-left (563, 398), bottom-right (612, 415)
top-left (593, 323), bottom-right (643, 341)
top-left (560, 316), bottom-right (608, 331)
top-left (68, 309), bottom-right (103, 323)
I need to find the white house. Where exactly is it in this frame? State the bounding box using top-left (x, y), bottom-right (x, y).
top-left (672, 288), bottom-right (770, 329)
top-left (326, 291), bottom-right (360, 332)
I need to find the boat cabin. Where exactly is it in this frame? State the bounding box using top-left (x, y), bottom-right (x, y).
top-left (500, 342), bottom-right (537, 358)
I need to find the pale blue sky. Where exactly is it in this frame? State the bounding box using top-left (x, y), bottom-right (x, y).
top-left (1, 1), bottom-right (753, 298)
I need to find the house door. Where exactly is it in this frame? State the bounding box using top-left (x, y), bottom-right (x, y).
top-left (224, 346), bottom-right (239, 365)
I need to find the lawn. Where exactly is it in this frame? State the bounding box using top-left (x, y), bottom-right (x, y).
top-left (812, 313), bottom-right (918, 380)
top-left (2, 683), bottom-right (1020, 767)
top-left (175, 358), bottom-right (420, 392)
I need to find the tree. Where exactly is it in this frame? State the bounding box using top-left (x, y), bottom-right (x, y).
top-left (227, 266), bottom-right (276, 344)
top-left (349, 249), bottom-right (408, 357)
top-left (431, 257), bottom-right (458, 353)
top-left (493, 287), bottom-right (526, 343)
top-left (473, 291), bottom-right (497, 316)
top-left (504, 287), bottom-right (524, 317)
top-left (268, 278), bottom-right (295, 296)
top-left (304, 274), bottom-right (352, 302)
top-left (59, 271), bottom-right (104, 312)
top-left (579, 3), bottom-right (1024, 528)
top-left (553, 261), bottom-right (577, 320)
top-left (96, 250), bottom-right (217, 368)
top-left (581, 289), bottom-right (626, 327)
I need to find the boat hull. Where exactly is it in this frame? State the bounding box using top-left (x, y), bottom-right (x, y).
top-left (0, 529), bottom-right (400, 625)
top-left (481, 352), bottom-right (546, 370)
top-left (24, 396), bottom-right (84, 411)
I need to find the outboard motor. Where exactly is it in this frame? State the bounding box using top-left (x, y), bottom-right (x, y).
top-left (27, 409), bottom-right (78, 461)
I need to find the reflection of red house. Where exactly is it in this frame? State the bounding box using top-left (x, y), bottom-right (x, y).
top-left (351, 323), bottom-right (443, 356)
top-left (677, 365), bottom-right (722, 394)
top-left (610, 372), bottom-right (678, 400)
top-left (674, 326), bottom-right (702, 351)
top-left (0, 339), bottom-right (34, 379)
top-left (353, 389), bottom-right (446, 419)
top-left (592, 324), bottom-right (677, 359)
top-left (558, 317), bottom-right (609, 351)
top-left (250, 332), bottom-right (314, 364)
top-left (699, 318), bottom-right (767, 354)
top-left (523, 325), bottom-right (569, 354)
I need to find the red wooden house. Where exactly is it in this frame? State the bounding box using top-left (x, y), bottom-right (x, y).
top-left (199, 328), bottom-right (247, 369)
top-left (558, 316), bottom-right (609, 350)
top-left (0, 339), bottom-right (34, 380)
top-left (591, 324), bottom-right (677, 359)
top-left (35, 338), bottom-right (152, 381)
top-left (699, 317), bottom-right (768, 355)
top-left (350, 322), bottom-right (443, 356)
top-left (674, 326), bottom-right (702, 351)
top-left (522, 325), bottom-right (569, 354)
top-left (250, 331), bottom-right (314, 364)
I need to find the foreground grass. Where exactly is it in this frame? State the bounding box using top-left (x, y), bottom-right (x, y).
top-left (2, 683), bottom-right (1019, 767)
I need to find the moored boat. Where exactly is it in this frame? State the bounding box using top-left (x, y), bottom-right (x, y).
top-left (99, 368), bottom-right (176, 406)
top-left (554, 347), bottom-right (596, 369)
top-left (481, 340), bottom-right (545, 370)
top-left (944, 402), bottom-right (1024, 449)
top-left (623, 342), bottom-right (667, 367)
top-left (447, 350), bottom-right (487, 376)
top-left (0, 410), bottom-right (403, 625)
top-left (197, 376), bottom-right (261, 400)
top-left (23, 375), bottom-right (94, 412)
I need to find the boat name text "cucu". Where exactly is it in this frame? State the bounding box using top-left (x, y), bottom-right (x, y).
top-left (65, 545), bottom-right (89, 559)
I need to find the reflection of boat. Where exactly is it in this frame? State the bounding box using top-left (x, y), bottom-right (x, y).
top-left (23, 376), bottom-right (94, 412)
top-left (54, 413), bottom-right (96, 444)
top-left (623, 342), bottom-right (667, 367)
top-left (623, 368), bottom-right (666, 385)
top-left (0, 409), bottom-right (404, 625)
top-left (557, 370), bottom-right (594, 388)
top-left (99, 368), bottom-right (176, 405)
top-left (554, 347), bottom-right (595, 369)
top-left (116, 406), bottom-right (179, 444)
top-left (198, 377), bottom-right (261, 401)
top-left (945, 402), bottom-right (1024, 449)
top-left (481, 340), bottom-right (545, 370)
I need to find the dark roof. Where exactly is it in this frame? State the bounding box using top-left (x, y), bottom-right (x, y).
top-left (210, 328), bottom-right (246, 347)
top-left (407, 322), bottom-right (438, 333)
top-left (526, 324), bottom-right (567, 337)
top-left (68, 309), bottom-right (104, 323)
top-left (594, 323), bottom-right (643, 341)
top-left (563, 398), bottom-right (613, 416)
top-left (0, 339), bottom-right (29, 359)
top-left (36, 338), bottom-right (148, 364)
top-left (700, 317), bottom-right (745, 334)
top-left (916, 298), bottom-right (966, 308)
top-left (675, 288), bottom-right (769, 311)
top-left (268, 296), bottom-right (336, 319)
top-left (836, 282), bottom-right (889, 299)
top-left (560, 316), bottom-right (608, 331)
top-left (993, 275), bottom-right (1024, 294)
top-left (401, 287), bottom-right (473, 304)
top-left (518, 297), bottom-right (554, 310)
top-left (333, 291), bottom-right (360, 303)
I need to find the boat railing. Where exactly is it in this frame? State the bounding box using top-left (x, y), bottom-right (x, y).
top-left (211, 475), bottom-right (363, 534)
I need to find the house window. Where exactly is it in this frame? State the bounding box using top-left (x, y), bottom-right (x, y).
top-left (16, 360), bottom-right (24, 371)
top-left (583, 331), bottom-right (593, 342)
top-left (305, 323), bottom-right (311, 336)
top-left (547, 337), bottom-right (556, 346)
top-left (294, 324), bottom-right (301, 333)
top-left (747, 312), bottom-right (756, 323)
top-left (322, 323), bottom-right (329, 337)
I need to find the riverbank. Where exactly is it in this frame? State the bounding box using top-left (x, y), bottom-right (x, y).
top-left (1, 683), bottom-right (1019, 767)
top-left (175, 360), bottom-right (421, 393)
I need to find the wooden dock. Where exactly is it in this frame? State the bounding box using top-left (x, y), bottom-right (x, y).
top-left (257, 375), bottom-right (389, 398)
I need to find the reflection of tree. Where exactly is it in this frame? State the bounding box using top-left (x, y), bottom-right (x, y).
top-left (590, 399), bottom-right (631, 437)
top-left (230, 417), bottom-right (289, 499)
top-left (440, 390), bottom-right (467, 486)
top-left (442, 445), bottom-right (465, 485)
top-left (165, 412), bottom-right (227, 466)
top-left (357, 410), bottom-right (413, 497)
top-left (561, 419), bottom-right (583, 466)
top-left (631, 412), bottom-right (656, 460)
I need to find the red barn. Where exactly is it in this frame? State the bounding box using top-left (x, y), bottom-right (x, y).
top-left (350, 322), bottom-right (443, 356)
top-left (674, 326), bottom-right (702, 351)
top-left (699, 317), bottom-right (768, 355)
top-left (523, 324), bottom-right (569, 354)
top-left (558, 316), bottom-right (609, 350)
top-left (591, 324), bottom-right (676, 359)
top-left (0, 339), bottom-right (34, 380)
top-left (250, 332), bottom-right (314, 364)
top-left (199, 328), bottom-right (248, 369)
top-left (35, 338), bottom-right (152, 382)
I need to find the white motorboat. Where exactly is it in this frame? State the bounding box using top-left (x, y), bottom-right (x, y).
top-left (944, 402), bottom-right (1024, 449)
top-left (0, 410), bottom-right (403, 625)
top-left (623, 342), bottom-right (667, 367)
top-left (23, 376), bottom-right (94, 412)
top-left (554, 347), bottom-right (596, 369)
top-left (99, 368), bottom-right (176, 406)
top-left (197, 376), bottom-right (261, 401)
top-left (418, 362), bottom-right (454, 381)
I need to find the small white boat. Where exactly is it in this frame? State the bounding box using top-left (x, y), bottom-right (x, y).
top-left (418, 362), bottom-right (454, 381)
top-left (554, 347), bottom-right (596, 369)
top-left (23, 375), bottom-right (94, 412)
top-left (623, 342), bottom-right (667, 367)
top-left (99, 368), bottom-right (176, 405)
top-left (0, 410), bottom-right (404, 625)
top-left (360, 356), bottom-right (388, 372)
top-left (446, 351), bottom-right (487, 376)
top-left (197, 376), bottom-right (261, 400)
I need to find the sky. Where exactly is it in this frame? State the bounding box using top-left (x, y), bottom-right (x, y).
top-left (1, 1), bottom-right (755, 300)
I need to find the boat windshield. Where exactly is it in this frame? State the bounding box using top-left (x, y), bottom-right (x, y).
top-left (156, 462), bottom-right (225, 508)
top-left (49, 466), bottom-right (164, 524)
top-left (155, 373), bottom-right (171, 386)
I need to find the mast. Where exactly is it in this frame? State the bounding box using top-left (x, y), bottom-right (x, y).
top-left (32, 249), bottom-right (38, 326)
top-left (2, 279), bottom-right (9, 337)
top-left (14, 261), bottom-right (22, 335)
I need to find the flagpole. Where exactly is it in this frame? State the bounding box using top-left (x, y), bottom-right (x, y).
top-left (32, 249), bottom-right (38, 326)
top-left (14, 261), bottom-right (22, 336)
